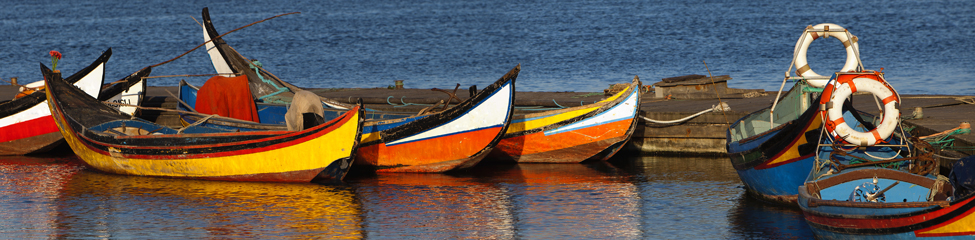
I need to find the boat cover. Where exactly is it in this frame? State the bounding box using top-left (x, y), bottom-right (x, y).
top-left (195, 75), bottom-right (260, 123)
top-left (950, 155), bottom-right (975, 200)
top-left (285, 90), bottom-right (324, 131)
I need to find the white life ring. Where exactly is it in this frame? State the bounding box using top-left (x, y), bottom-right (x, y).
top-left (819, 72), bottom-right (899, 146)
top-left (794, 23), bottom-right (861, 88)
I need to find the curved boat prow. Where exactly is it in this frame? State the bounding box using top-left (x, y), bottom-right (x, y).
top-left (99, 67), bottom-right (150, 116)
top-left (356, 65), bottom-right (519, 172)
top-left (0, 49), bottom-right (110, 155)
top-left (43, 63), bottom-right (364, 183)
top-left (201, 7), bottom-right (349, 109)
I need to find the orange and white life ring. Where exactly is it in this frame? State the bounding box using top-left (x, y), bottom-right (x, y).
top-left (794, 23), bottom-right (861, 88)
top-left (819, 72), bottom-right (899, 146)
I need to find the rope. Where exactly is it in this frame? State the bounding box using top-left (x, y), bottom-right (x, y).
top-left (572, 92), bottom-right (602, 98)
top-left (641, 102), bottom-right (730, 124)
top-left (144, 73), bottom-right (234, 79)
top-left (552, 99), bottom-right (567, 108)
top-left (826, 139), bottom-right (938, 176)
top-left (703, 60), bottom-right (730, 125)
top-left (249, 60), bottom-right (289, 102)
top-left (150, 12), bottom-right (300, 68)
top-left (383, 96), bottom-right (435, 107)
top-left (177, 115), bottom-right (216, 134)
top-left (103, 101), bottom-right (246, 123)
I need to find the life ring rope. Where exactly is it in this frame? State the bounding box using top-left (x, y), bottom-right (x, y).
top-left (819, 72), bottom-right (900, 147)
top-left (791, 23), bottom-right (863, 88)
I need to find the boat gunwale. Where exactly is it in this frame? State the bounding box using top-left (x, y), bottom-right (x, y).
top-left (502, 77), bottom-right (639, 139)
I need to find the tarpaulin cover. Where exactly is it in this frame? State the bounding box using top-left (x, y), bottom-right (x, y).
top-left (950, 155), bottom-right (975, 200)
top-left (195, 75), bottom-right (260, 123)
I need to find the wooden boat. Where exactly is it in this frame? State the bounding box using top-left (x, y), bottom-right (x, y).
top-left (0, 49), bottom-right (149, 156)
top-left (99, 70), bottom-right (147, 116)
top-left (794, 68), bottom-right (975, 238)
top-left (799, 167), bottom-right (975, 239)
top-left (488, 76), bottom-right (641, 163)
top-left (191, 7), bottom-right (517, 173)
top-left (725, 23), bottom-right (882, 204)
top-left (1, 49), bottom-right (110, 155)
top-left (42, 63), bottom-right (364, 182)
top-left (797, 132), bottom-right (975, 238)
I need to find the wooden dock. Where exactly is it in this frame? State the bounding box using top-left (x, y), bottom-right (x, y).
top-left (3, 85), bottom-right (972, 157)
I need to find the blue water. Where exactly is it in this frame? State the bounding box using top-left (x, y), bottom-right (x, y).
top-left (0, 0), bottom-right (972, 95)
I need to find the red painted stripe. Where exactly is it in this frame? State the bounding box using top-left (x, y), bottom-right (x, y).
top-left (0, 116), bottom-right (59, 142)
top-left (805, 195), bottom-right (975, 230)
top-left (882, 95), bottom-right (898, 105)
top-left (914, 199), bottom-right (975, 237)
top-left (871, 129), bottom-right (882, 141)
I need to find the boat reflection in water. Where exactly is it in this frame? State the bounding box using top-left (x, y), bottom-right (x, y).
top-left (728, 192), bottom-right (814, 239)
top-left (611, 154), bottom-right (813, 239)
top-left (0, 152), bottom-right (84, 239)
top-left (349, 161), bottom-right (641, 239)
top-left (54, 169), bottom-right (364, 239)
top-left (1, 153), bottom-right (817, 238)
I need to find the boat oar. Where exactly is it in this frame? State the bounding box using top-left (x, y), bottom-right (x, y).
top-left (866, 181), bottom-right (900, 202)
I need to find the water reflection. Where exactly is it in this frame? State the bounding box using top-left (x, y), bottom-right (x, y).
top-left (0, 153), bottom-right (815, 238)
top-left (483, 162), bottom-right (641, 239)
top-left (55, 171), bottom-right (363, 239)
top-left (0, 153), bottom-right (84, 239)
top-left (350, 172), bottom-right (516, 239)
top-left (727, 195), bottom-right (814, 239)
top-left (611, 153), bottom-right (813, 239)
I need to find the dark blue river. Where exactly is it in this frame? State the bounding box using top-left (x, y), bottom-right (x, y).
top-left (0, 0), bottom-right (972, 95)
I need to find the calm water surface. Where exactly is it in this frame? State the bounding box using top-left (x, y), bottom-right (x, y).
top-left (0, 151), bottom-right (813, 239)
top-left (0, 0), bottom-right (972, 95)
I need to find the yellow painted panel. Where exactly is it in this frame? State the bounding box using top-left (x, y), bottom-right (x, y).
top-left (916, 209), bottom-right (975, 235)
top-left (61, 112), bottom-right (359, 178)
top-left (765, 115), bottom-right (822, 166)
top-left (507, 107), bottom-right (599, 134)
top-left (599, 86), bottom-right (630, 103)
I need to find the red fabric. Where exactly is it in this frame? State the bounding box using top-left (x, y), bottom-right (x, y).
top-left (195, 75), bottom-right (260, 123)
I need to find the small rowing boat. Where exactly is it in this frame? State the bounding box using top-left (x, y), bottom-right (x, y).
top-left (188, 8), bottom-right (517, 173)
top-left (488, 76), bottom-right (641, 163)
top-left (1, 49), bottom-right (145, 155)
top-left (43, 62), bottom-right (364, 182)
top-left (798, 132), bottom-right (975, 238)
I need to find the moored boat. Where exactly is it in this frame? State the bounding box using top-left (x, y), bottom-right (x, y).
top-left (488, 76), bottom-right (641, 163)
top-left (798, 136), bottom-right (974, 239)
top-left (796, 67), bottom-right (975, 238)
top-left (1, 49), bottom-right (150, 156)
top-left (726, 23), bottom-right (864, 204)
top-left (193, 7), bottom-right (517, 172)
top-left (43, 63), bottom-right (364, 182)
top-left (798, 166), bottom-right (975, 239)
top-left (0, 49), bottom-right (110, 155)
